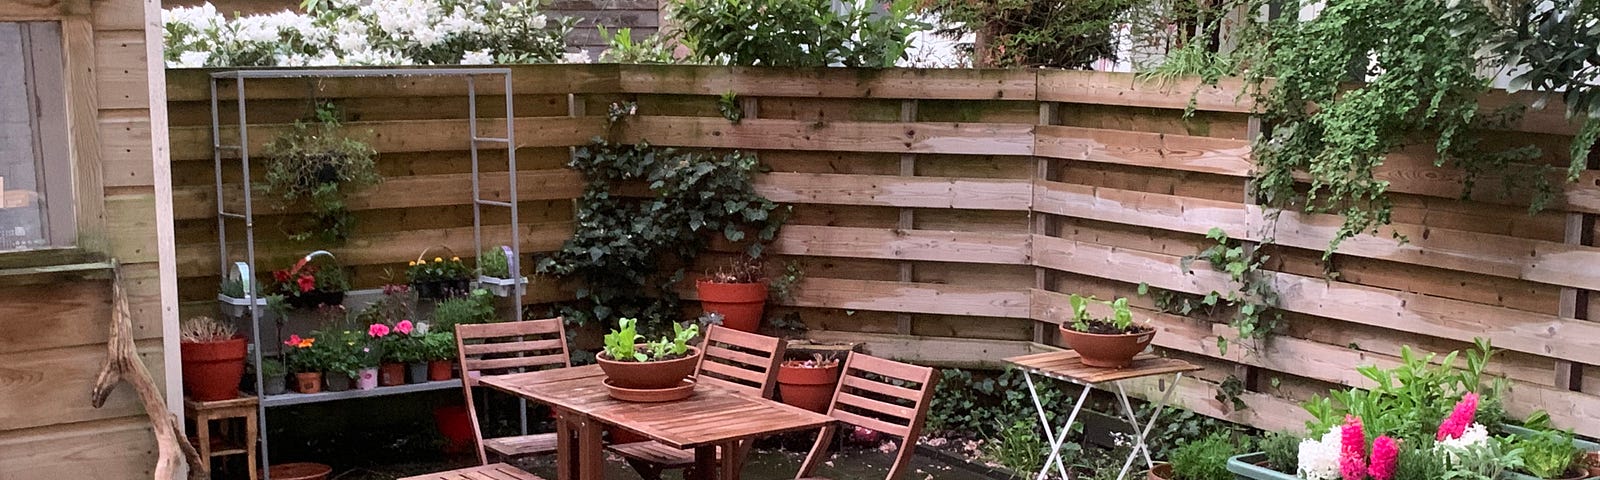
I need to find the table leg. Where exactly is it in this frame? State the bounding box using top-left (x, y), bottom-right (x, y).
top-left (246, 408), bottom-right (259, 480)
top-left (555, 409), bottom-right (575, 480)
top-left (577, 415), bottom-right (604, 480)
top-left (196, 412), bottom-right (213, 475)
top-left (719, 441), bottom-right (742, 480)
top-left (1031, 373), bottom-right (1091, 480)
top-left (1112, 373), bottom-right (1184, 480)
top-left (693, 445), bottom-right (718, 480)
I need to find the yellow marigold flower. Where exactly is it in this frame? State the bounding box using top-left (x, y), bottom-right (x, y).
top-left (451, 256), bottom-right (460, 262)
top-left (417, 259), bottom-right (427, 265)
top-left (409, 261), bottom-right (417, 266)
top-left (434, 257), bottom-right (444, 262)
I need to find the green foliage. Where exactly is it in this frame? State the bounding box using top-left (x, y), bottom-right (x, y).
top-left (1302, 339), bottom-right (1505, 442)
top-left (597, 26), bottom-right (677, 64)
top-left (1441, 437), bottom-right (1524, 480)
top-left (1477, 0), bottom-right (1600, 179)
top-left (602, 318), bottom-right (700, 362)
top-left (314, 328), bottom-right (378, 377)
top-left (923, 0), bottom-right (1139, 68)
top-left (982, 420), bottom-right (1046, 476)
top-left (671, 0), bottom-right (925, 67)
top-left (220, 277), bottom-right (262, 298)
top-left (603, 318), bottom-right (647, 362)
top-left (420, 331), bottom-right (457, 362)
top-left (535, 139), bottom-right (785, 332)
top-left (261, 103), bottom-right (381, 244)
top-left (1066, 294), bottom-right (1141, 333)
top-left (1394, 442), bottom-right (1448, 480)
top-left (1514, 414), bottom-right (1581, 479)
top-left (430, 289), bottom-right (496, 331)
top-left (1258, 431), bottom-right (1298, 473)
top-left (1179, 228), bottom-right (1280, 355)
top-left (718, 91), bottom-right (743, 124)
top-left (927, 369), bottom-right (1065, 438)
top-left (259, 357), bottom-right (288, 377)
top-left (478, 247), bottom-right (511, 278)
top-left (406, 256), bottom-right (472, 283)
top-left (1169, 432), bottom-right (1238, 480)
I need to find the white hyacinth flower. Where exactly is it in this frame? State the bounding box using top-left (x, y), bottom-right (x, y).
top-left (1296, 426), bottom-right (1342, 480)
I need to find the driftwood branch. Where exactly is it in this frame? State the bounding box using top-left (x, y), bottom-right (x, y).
top-left (90, 266), bottom-right (208, 480)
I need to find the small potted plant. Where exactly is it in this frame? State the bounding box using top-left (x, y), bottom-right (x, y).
top-left (258, 358), bottom-right (288, 395)
top-left (422, 330), bottom-right (457, 381)
top-left (315, 329), bottom-right (360, 392)
top-left (391, 323), bottom-right (431, 384)
top-left (596, 318), bottom-right (702, 392)
top-left (777, 353), bottom-right (841, 413)
top-left (1058, 294), bottom-right (1155, 368)
top-left (1153, 432), bottom-right (1237, 480)
top-left (269, 257), bottom-right (349, 310)
top-left (477, 246), bottom-right (527, 298)
top-left (283, 334), bottom-right (322, 393)
top-left (179, 316), bottom-right (248, 401)
top-left (430, 289), bottom-right (496, 331)
top-left (407, 250), bottom-right (473, 301)
top-left (372, 321), bottom-right (416, 386)
top-left (696, 255), bottom-right (768, 333)
top-left (217, 275), bottom-right (267, 318)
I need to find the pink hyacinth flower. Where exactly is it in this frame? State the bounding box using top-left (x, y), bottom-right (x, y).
top-left (1436, 392), bottom-right (1480, 441)
top-left (1340, 415), bottom-right (1367, 480)
top-left (368, 323), bottom-right (391, 338)
top-left (1367, 435), bottom-right (1397, 480)
top-left (396, 320), bottom-right (414, 335)
top-left (284, 334), bottom-right (302, 346)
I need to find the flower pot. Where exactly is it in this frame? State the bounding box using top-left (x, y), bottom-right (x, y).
top-left (324, 372), bottom-right (352, 392)
top-left (777, 362), bottom-right (841, 413)
top-left (380, 362), bottom-right (406, 386)
top-left (295, 372), bottom-right (323, 393)
top-left (263, 374), bottom-right (287, 395)
top-left (596, 346), bottom-right (702, 390)
top-left (428, 360), bottom-right (454, 381)
top-left (356, 367), bottom-right (378, 390)
top-left (696, 280), bottom-right (767, 332)
top-left (408, 362), bottom-right (430, 384)
top-left (285, 290), bottom-right (345, 310)
top-left (1148, 463), bottom-right (1172, 480)
top-left (434, 405), bottom-right (474, 454)
top-left (1059, 325), bottom-right (1156, 369)
top-left (180, 336), bottom-right (248, 401)
top-left (1503, 469), bottom-right (1591, 480)
top-left (478, 275), bottom-right (528, 298)
top-left (1226, 453), bottom-right (1297, 480)
top-left (217, 293), bottom-right (268, 318)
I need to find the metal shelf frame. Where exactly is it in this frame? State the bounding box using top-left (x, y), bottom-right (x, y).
top-left (210, 67), bottom-right (521, 480)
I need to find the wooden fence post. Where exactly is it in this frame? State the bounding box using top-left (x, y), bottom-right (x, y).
top-left (897, 99), bottom-right (918, 336)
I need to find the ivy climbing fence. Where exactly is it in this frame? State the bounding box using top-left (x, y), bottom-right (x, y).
top-left (164, 64), bottom-right (1600, 437)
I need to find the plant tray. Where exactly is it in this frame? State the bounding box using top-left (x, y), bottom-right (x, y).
top-left (477, 274), bottom-right (527, 297)
top-left (217, 293), bottom-right (268, 318)
top-left (603, 378), bottom-right (696, 403)
top-left (1225, 453), bottom-right (1295, 480)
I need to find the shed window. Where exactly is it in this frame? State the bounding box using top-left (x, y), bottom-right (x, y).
top-left (0, 22), bottom-right (72, 252)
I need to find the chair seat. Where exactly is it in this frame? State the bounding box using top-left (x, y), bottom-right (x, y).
top-left (399, 462), bottom-right (544, 480)
top-left (607, 441), bottom-right (697, 467)
top-left (484, 433), bottom-right (559, 458)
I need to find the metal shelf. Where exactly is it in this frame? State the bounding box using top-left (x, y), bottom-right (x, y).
top-left (261, 380), bottom-right (459, 408)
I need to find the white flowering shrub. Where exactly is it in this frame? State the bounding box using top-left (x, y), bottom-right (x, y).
top-left (163, 0), bottom-right (573, 68)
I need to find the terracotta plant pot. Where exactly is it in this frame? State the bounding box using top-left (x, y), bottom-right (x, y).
top-left (777, 362), bottom-right (841, 413)
top-left (380, 362), bottom-right (406, 386)
top-left (295, 372), bottom-right (323, 393)
top-left (596, 346), bottom-right (702, 390)
top-left (324, 372), bottom-right (352, 392)
top-left (428, 360), bottom-right (454, 381)
top-left (408, 362), bottom-right (430, 384)
top-left (356, 368), bottom-right (378, 390)
top-left (433, 405), bottom-right (473, 454)
top-left (1059, 326), bottom-right (1156, 369)
top-left (180, 336), bottom-right (249, 401)
top-left (696, 280), bottom-right (767, 332)
top-left (1148, 463), bottom-right (1173, 480)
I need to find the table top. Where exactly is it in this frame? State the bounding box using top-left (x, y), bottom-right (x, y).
top-left (1003, 351), bottom-right (1201, 385)
top-left (480, 365), bottom-right (834, 449)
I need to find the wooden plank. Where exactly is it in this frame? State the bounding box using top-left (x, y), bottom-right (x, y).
top-left (0, 0), bottom-right (70, 18)
top-left (1031, 234), bottom-right (1600, 366)
top-left (1034, 125), bottom-right (1252, 177)
top-left (91, 0), bottom-right (146, 30)
top-left (174, 222), bottom-right (572, 278)
top-left (169, 169), bottom-right (585, 220)
top-left (97, 109), bottom-right (153, 187)
top-left (688, 276), bottom-right (1031, 319)
top-left (767, 225), bottom-right (1030, 264)
top-left (0, 339), bottom-right (163, 430)
top-left (1036, 70), bottom-right (1254, 113)
top-left (619, 116), bottom-right (1035, 156)
top-left (0, 416), bottom-right (158, 479)
top-left (755, 173), bottom-right (1031, 211)
top-left (163, 64), bottom-right (622, 102)
top-left (63, 16), bottom-right (108, 252)
top-left (618, 65), bottom-right (1037, 100)
top-left (103, 191), bottom-right (157, 263)
top-left (167, 115), bottom-right (607, 161)
top-left (92, 29), bottom-right (147, 110)
top-left (802, 331), bottom-right (1052, 369)
top-left (1118, 374), bottom-right (1310, 434)
top-left (0, 263), bottom-right (162, 353)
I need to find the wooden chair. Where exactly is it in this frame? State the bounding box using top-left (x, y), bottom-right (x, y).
top-left (609, 325), bottom-right (787, 480)
top-left (456, 318), bottom-right (571, 465)
top-left (397, 463), bottom-right (543, 480)
top-left (795, 353), bottom-right (940, 480)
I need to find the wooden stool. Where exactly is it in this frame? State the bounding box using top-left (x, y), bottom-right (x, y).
top-left (185, 395), bottom-right (259, 480)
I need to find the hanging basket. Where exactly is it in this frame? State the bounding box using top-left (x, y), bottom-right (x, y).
top-left (411, 246), bottom-right (472, 301)
top-left (278, 251), bottom-right (347, 310)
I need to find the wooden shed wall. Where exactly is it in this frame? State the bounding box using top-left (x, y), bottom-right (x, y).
top-left (165, 64), bottom-right (1600, 438)
top-left (0, 0), bottom-right (175, 478)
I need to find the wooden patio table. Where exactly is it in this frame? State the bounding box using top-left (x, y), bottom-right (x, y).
top-left (479, 364), bottom-right (835, 480)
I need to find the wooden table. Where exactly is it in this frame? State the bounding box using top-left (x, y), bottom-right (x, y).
top-left (1004, 351), bottom-right (1201, 480)
top-left (480, 365), bottom-right (834, 480)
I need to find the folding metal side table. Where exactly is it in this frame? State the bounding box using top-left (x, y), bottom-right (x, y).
top-left (1004, 351), bottom-right (1201, 480)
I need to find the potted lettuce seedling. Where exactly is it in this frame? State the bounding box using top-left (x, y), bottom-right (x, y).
top-left (596, 318), bottom-right (702, 391)
top-left (1058, 294), bottom-right (1155, 368)
top-left (477, 246), bottom-right (527, 297)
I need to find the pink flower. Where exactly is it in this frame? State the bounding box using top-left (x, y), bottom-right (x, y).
top-left (1437, 392), bottom-right (1479, 440)
top-left (284, 334), bottom-right (302, 346)
top-left (1367, 435), bottom-right (1397, 480)
top-left (368, 323), bottom-right (391, 338)
top-left (1340, 415), bottom-right (1367, 480)
top-left (396, 320), bottom-right (414, 335)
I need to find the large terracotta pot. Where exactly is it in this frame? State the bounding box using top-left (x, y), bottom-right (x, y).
top-left (696, 280), bottom-right (767, 332)
top-left (596, 346), bottom-right (702, 390)
top-left (379, 362), bottom-right (406, 386)
top-left (777, 362), bottom-right (841, 413)
top-left (180, 336), bottom-right (248, 401)
top-left (433, 405), bottom-right (473, 454)
top-left (1149, 463), bottom-right (1172, 480)
top-left (1059, 326), bottom-right (1156, 369)
top-left (428, 360), bottom-right (454, 381)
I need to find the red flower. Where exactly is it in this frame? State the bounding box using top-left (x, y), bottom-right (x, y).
top-left (296, 274), bottom-right (316, 293)
top-left (273, 270), bottom-right (290, 282)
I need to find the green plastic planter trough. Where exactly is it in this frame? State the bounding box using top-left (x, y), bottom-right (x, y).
top-left (1227, 426), bottom-right (1600, 480)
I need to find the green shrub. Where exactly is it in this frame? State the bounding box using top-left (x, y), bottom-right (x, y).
top-left (1258, 431), bottom-right (1298, 473)
top-left (431, 289), bottom-right (496, 331)
top-left (1169, 432), bottom-right (1237, 480)
top-left (670, 0), bottom-right (924, 67)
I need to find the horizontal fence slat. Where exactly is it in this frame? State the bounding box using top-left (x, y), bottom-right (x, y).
top-left (768, 225), bottom-right (1030, 264)
top-left (618, 65), bottom-right (1037, 100)
top-left (176, 222), bottom-right (571, 278)
top-left (1034, 125), bottom-right (1252, 176)
top-left (1036, 70), bottom-right (1255, 113)
top-left (619, 116), bottom-right (1035, 156)
top-left (171, 170), bottom-right (585, 220)
top-left (756, 173), bottom-right (1031, 210)
top-left (168, 116), bottom-right (606, 161)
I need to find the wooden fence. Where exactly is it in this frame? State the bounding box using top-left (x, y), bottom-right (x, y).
top-left (165, 64), bottom-right (1600, 437)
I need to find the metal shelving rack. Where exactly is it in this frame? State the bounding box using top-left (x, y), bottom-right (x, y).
top-left (210, 67), bottom-right (521, 479)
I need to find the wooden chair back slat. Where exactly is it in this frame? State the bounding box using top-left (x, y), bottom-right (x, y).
top-left (454, 317), bottom-right (570, 465)
top-left (835, 391), bottom-right (917, 422)
top-left (694, 326), bottom-right (785, 399)
top-left (798, 352), bottom-right (940, 480)
top-left (830, 408), bottom-right (911, 439)
top-left (461, 338), bottom-right (566, 356)
top-left (466, 354), bottom-right (569, 373)
top-left (838, 375), bottom-right (922, 403)
top-left (460, 320), bottom-right (564, 337)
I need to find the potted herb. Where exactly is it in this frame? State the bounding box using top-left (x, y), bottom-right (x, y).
top-left (596, 318), bottom-right (702, 391)
top-left (260, 102), bottom-right (380, 244)
top-left (696, 255), bottom-right (768, 333)
top-left (269, 257), bottom-right (349, 310)
top-left (478, 246), bottom-right (527, 297)
top-left (777, 353), bottom-right (840, 413)
top-left (314, 329), bottom-right (362, 392)
top-left (407, 252), bottom-right (473, 301)
top-left (422, 331), bottom-right (457, 381)
top-left (179, 316), bottom-right (248, 401)
top-left (283, 334), bottom-right (322, 393)
top-left (1058, 294), bottom-right (1155, 368)
top-left (217, 274), bottom-right (266, 318)
top-left (430, 289), bottom-right (496, 331)
top-left (258, 358), bottom-right (288, 395)
top-left (1154, 432), bottom-right (1237, 480)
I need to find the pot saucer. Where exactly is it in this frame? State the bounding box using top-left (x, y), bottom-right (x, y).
top-left (604, 378), bottom-right (696, 402)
